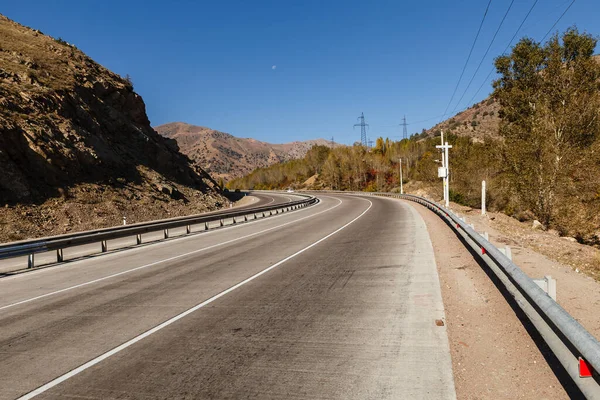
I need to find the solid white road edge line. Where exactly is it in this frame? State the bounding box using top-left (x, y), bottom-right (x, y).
top-left (17, 198), bottom-right (373, 400)
top-left (0, 196), bottom-right (342, 311)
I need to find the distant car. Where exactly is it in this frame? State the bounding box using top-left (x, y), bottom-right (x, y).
top-left (287, 188), bottom-right (294, 193)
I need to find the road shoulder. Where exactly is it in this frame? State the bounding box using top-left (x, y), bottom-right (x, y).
top-left (407, 200), bottom-right (568, 399)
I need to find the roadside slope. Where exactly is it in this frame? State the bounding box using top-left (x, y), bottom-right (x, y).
top-left (0, 15), bottom-right (225, 242)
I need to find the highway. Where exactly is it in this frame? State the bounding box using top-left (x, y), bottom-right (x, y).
top-left (0, 192), bottom-right (298, 274)
top-left (0, 193), bottom-right (456, 399)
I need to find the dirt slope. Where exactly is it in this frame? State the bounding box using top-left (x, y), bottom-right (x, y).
top-left (156, 122), bottom-right (334, 180)
top-left (0, 14), bottom-right (225, 242)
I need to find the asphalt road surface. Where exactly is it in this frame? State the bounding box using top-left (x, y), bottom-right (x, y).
top-left (0, 192), bottom-right (300, 274)
top-left (0, 193), bottom-right (456, 399)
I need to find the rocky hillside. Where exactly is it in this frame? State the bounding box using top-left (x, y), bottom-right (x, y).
top-left (0, 14), bottom-right (225, 242)
top-left (156, 122), bottom-right (335, 180)
top-left (423, 55), bottom-right (600, 141)
top-left (424, 97), bottom-right (501, 141)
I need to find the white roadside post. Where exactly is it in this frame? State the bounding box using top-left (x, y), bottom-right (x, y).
top-left (482, 180), bottom-right (486, 215)
top-left (399, 158), bottom-right (403, 195)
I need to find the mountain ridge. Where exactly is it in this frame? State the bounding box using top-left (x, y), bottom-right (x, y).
top-left (155, 122), bottom-right (335, 180)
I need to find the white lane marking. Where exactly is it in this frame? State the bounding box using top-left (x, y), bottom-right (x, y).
top-left (0, 197), bottom-right (343, 311)
top-left (17, 198), bottom-right (373, 400)
top-left (1, 196), bottom-right (326, 283)
top-left (263, 196), bottom-right (275, 205)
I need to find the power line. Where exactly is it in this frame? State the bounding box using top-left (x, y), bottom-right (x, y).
top-left (374, 113), bottom-right (453, 130)
top-left (440, 0), bottom-right (493, 122)
top-left (450, 0), bottom-right (515, 115)
top-left (540, 0), bottom-right (575, 42)
top-left (465, 0), bottom-right (540, 108)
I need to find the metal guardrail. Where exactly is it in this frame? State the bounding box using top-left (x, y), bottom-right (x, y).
top-left (319, 190), bottom-right (600, 398)
top-left (0, 193), bottom-right (318, 270)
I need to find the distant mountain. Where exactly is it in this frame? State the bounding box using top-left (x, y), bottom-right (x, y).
top-left (155, 122), bottom-right (335, 180)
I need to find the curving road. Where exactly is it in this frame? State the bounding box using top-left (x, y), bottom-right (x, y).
top-left (0, 192), bottom-right (301, 274)
top-left (0, 193), bottom-right (456, 399)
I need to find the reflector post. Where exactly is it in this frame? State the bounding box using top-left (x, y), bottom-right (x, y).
top-left (579, 357), bottom-right (593, 378)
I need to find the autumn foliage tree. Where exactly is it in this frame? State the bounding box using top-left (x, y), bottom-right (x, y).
top-left (494, 28), bottom-right (600, 236)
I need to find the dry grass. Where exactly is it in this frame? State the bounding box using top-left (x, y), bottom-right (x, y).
top-left (0, 14), bottom-right (123, 93)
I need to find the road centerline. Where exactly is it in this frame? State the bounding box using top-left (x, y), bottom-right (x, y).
top-left (0, 196), bottom-right (342, 311)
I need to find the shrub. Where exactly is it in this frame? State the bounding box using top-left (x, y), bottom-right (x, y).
top-left (124, 74), bottom-right (134, 91)
top-left (55, 37), bottom-right (68, 46)
top-left (449, 189), bottom-right (466, 205)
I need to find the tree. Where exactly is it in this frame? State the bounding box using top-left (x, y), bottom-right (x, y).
top-left (494, 28), bottom-right (600, 230)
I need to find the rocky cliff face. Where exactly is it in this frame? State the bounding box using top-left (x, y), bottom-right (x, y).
top-left (0, 15), bottom-right (224, 241)
top-left (156, 122), bottom-right (335, 180)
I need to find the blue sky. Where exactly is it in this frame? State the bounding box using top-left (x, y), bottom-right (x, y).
top-left (3, 0), bottom-right (598, 144)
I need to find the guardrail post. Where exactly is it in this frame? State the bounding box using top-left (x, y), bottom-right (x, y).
top-left (233, 217), bottom-right (237, 224)
top-left (101, 240), bottom-right (107, 252)
top-left (205, 222), bottom-right (209, 230)
top-left (254, 213), bottom-right (257, 219)
top-left (499, 246), bottom-right (512, 261)
top-left (164, 229), bottom-right (169, 239)
top-left (244, 215), bottom-right (248, 222)
top-left (533, 276), bottom-right (557, 301)
top-left (220, 219), bottom-right (224, 227)
top-left (136, 234), bottom-right (142, 245)
top-left (186, 225), bottom-right (191, 234)
top-left (56, 249), bottom-right (63, 263)
top-left (28, 253), bottom-right (34, 268)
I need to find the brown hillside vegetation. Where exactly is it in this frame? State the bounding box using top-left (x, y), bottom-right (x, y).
top-left (156, 122), bottom-right (335, 180)
top-left (0, 15), bottom-right (225, 242)
top-left (230, 29), bottom-right (600, 250)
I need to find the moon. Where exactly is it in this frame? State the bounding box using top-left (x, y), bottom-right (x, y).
top-left (272, 65), bottom-right (277, 70)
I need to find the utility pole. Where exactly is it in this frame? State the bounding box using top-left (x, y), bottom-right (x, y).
top-left (400, 116), bottom-right (408, 140)
top-left (436, 131), bottom-right (452, 208)
top-left (354, 112), bottom-right (369, 147)
top-left (331, 136), bottom-right (335, 149)
top-left (399, 158), bottom-right (403, 194)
